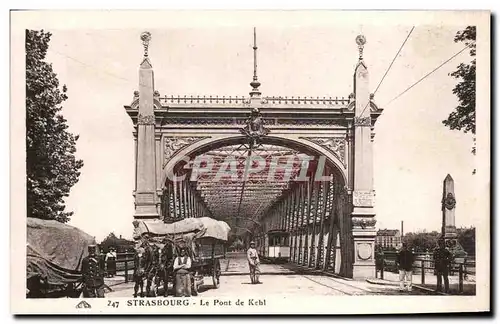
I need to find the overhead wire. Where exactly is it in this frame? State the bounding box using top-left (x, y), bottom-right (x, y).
top-left (359, 26), bottom-right (415, 117)
top-left (384, 43), bottom-right (473, 106)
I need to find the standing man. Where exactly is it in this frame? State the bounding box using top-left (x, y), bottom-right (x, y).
top-left (173, 247), bottom-right (192, 297)
top-left (81, 245), bottom-right (106, 298)
top-left (133, 247), bottom-right (146, 298)
top-left (433, 238), bottom-right (452, 293)
top-left (247, 241), bottom-right (261, 284)
top-left (99, 248), bottom-right (106, 278)
top-left (396, 242), bottom-right (415, 292)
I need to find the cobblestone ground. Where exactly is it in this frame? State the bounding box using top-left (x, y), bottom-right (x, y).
top-left (106, 253), bottom-right (428, 297)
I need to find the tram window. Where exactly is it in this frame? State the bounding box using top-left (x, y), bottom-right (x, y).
top-left (271, 236), bottom-right (277, 246)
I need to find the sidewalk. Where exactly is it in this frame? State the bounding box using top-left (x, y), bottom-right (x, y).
top-left (368, 271), bottom-right (476, 295)
top-left (379, 271), bottom-right (475, 286)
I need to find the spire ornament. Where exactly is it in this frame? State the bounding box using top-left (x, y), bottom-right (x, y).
top-left (249, 27), bottom-right (261, 97)
top-left (355, 34), bottom-right (366, 61)
top-left (141, 31), bottom-right (152, 58)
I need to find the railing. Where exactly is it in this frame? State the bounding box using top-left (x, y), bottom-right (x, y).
top-left (375, 251), bottom-right (475, 294)
top-left (157, 95), bottom-right (351, 107)
top-left (159, 95), bottom-right (248, 105)
top-left (102, 252), bottom-right (135, 283)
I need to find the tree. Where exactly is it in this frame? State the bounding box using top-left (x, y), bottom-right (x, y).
top-left (442, 26), bottom-right (476, 148)
top-left (228, 236), bottom-right (245, 251)
top-left (457, 227), bottom-right (475, 255)
top-left (100, 232), bottom-right (136, 253)
top-left (26, 29), bottom-right (84, 223)
top-left (403, 231), bottom-right (441, 252)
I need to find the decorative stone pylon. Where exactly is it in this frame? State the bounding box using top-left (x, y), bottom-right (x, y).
top-left (441, 174), bottom-right (457, 239)
top-left (441, 174), bottom-right (467, 260)
top-left (350, 34), bottom-right (377, 279)
top-left (134, 31), bottom-right (159, 219)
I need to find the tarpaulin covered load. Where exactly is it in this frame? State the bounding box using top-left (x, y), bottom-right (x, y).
top-left (133, 217), bottom-right (231, 242)
top-left (27, 217), bottom-right (96, 285)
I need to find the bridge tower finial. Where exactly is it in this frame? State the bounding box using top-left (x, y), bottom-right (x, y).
top-left (355, 34), bottom-right (366, 62)
top-left (141, 31), bottom-right (152, 58)
top-left (249, 27), bottom-right (261, 98)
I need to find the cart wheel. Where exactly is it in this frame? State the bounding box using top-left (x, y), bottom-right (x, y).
top-left (212, 261), bottom-right (220, 289)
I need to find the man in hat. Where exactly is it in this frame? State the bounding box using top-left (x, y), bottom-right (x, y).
top-left (81, 245), bottom-right (106, 298)
top-left (247, 241), bottom-right (261, 284)
top-left (433, 238), bottom-right (452, 293)
top-left (173, 246), bottom-right (192, 297)
top-left (133, 246), bottom-right (146, 298)
top-left (396, 242), bottom-right (415, 292)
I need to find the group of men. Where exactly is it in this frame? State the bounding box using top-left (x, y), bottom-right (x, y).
top-left (80, 241), bottom-right (263, 298)
top-left (396, 238), bottom-right (454, 293)
top-left (132, 242), bottom-right (193, 298)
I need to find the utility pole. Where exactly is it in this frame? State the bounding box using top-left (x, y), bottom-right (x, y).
top-left (401, 220), bottom-right (404, 236)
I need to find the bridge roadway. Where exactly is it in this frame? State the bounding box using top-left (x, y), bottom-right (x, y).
top-left (106, 252), bottom-right (425, 297)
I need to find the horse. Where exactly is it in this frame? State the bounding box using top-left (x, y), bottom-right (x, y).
top-left (148, 240), bottom-right (176, 297)
top-left (145, 245), bottom-right (161, 297)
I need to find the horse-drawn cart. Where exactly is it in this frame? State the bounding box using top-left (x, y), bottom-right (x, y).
top-left (132, 217), bottom-right (230, 296)
top-left (190, 237), bottom-right (226, 294)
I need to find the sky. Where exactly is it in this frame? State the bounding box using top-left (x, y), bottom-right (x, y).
top-left (36, 18), bottom-right (479, 241)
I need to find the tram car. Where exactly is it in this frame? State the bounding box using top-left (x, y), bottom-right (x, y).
top-left (260, 230), bottom-right (290, 263)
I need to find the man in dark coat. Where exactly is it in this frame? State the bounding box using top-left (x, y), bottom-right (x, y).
top-left (81, 245), bottom-right (106, 298)
top-left (133, 247), bottom-right (146, 298)
top-left (396, 242), bottom-right (415, 292)
top-left (433, 238), bottom-right (452, 293)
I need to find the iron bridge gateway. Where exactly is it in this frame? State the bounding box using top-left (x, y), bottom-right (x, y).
top-left (125, 31), bottom-right (383, 279)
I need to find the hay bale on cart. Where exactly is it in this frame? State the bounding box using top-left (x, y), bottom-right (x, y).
top-left (26, 218), bottom-right (97, 298)
top-left (132, 217), bottom-right (231, 295)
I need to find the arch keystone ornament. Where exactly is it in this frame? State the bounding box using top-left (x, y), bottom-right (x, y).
top-left (239, 107), bottom-right (270, 147)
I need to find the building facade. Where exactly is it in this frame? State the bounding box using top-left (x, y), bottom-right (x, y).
top-left (376, 229), bottom-right (401, 249)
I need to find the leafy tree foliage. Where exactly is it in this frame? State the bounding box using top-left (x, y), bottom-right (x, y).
top-left (402, 227), bottom-right (475, 255)
top-left (26, 30), bottom-right (83, 223)
top-left (443, 26), bottom-right (476, 137)
top-left (99, 232), bottom-right (136, 253)
top-left (457, 227), bottom-right (475, 255)
top-left (228, 237), bottom-right (245, 251)
top-left (403, 231), bottom-right (441, 252)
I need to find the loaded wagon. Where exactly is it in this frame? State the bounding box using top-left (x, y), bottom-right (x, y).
top-left (26, 218), bottom-right (97, 298)
top-left (132, 217), bottom-right (231, 296)
top-left (190, 237), bottom-right (226, 294)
